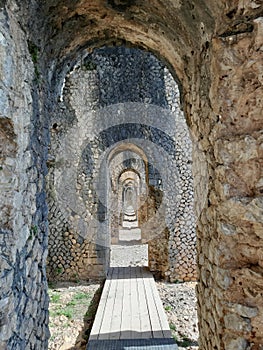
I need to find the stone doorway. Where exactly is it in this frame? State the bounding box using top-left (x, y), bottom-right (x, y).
top-left (46, 47), bottom-right (196, 282)
top-left (109, 150), bottom-right (148, 268)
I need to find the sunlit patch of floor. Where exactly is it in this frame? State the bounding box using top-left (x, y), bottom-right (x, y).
top-left (110, 228), bottom-right (148, 267)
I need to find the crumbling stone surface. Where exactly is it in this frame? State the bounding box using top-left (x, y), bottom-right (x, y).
top-left (0, 3), bottom-right (49, 349)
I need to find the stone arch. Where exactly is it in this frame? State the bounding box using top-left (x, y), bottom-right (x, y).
top-left (46, 45), bottom-right (196, 282)
top-left (118, 169), bottom-right (142, 184)
top-left (120, 172), bottom-right (140, 228)
top-left (106, 139), bottom-right (172, 276)
top-left (107, 146), bottom-right (147, 244)
top-left (108, 143), bottom-right (149, 168)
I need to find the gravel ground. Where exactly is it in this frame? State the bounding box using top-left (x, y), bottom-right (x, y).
top-left (48, 241), bottom-right (199, 349)
top-left (110, 242), bottom-right (148, 267)
top-left (48, 282), bottom-right (102, 350)
top-left (157, 281), bottom-right (198, 349)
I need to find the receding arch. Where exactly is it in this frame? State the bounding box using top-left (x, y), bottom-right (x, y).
top-left (108, 142), bottom-right (148, 166)
top-left (47, 45), bottom-right (197, 283)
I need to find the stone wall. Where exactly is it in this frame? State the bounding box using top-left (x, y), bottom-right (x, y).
top-left (164, 68), bottom-right (196, 281)
top-left (47, 67), bottom-right (108, 281)
top-left (0, 3), bottom-right (49, 349)
top-left (194, 13), bottom-right (263, 349)
top-left (46, 47), bottom-right (196, 282)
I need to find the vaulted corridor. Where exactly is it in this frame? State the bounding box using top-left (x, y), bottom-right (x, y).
top-left (1, 1), bottom-right (262, 349)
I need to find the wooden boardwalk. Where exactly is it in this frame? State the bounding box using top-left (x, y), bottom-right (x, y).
top-left (87, 267), bottom-right (177, 349)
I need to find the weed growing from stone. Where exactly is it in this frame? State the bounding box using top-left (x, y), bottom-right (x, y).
top-left (29, 225), bottom-right (38, 239)
top-left (27, 40), bottom-right (40, 80)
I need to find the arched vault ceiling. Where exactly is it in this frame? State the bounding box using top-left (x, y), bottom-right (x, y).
top-left (15, 0), bottom-right (263, 123)
top-left (19, 0), bottom-right (221, 79)
top-left (19, 0), bottom-right (262, 90)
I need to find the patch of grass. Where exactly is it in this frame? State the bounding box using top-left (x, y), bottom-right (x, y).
top-left (28, 41), bottom-right (38, 64)
top-left (169, 322), bottom-right (176, 331)
top-left (84, 309), bottom-right (92, 318)
top-left (66, 299), bottom-right (77, 307)
top-left (49, 291), bottom-right (92, 322)
top-left (62, 322), bottom-right (71, 328)
top-left (73, 292), bottom-right (91, 301)
top-left (65, 292), bottom-right (91, 309)
top-left (74, 273), bottom-right (80, 283)
top-left (48, 283), bottom-right (103, 346)
top-left (50, 292), bottom-right (61, 303)
top-left (84, 286), bottom-right (103, 321)
top-left (165, 305), bottom-right (172, 311)
top-left (58, 307), bottom-right (73, 319)
top-left (177, 337), bottom-right (193, 347)
top-left (172, 334), bottom-right (179, 342)
top-left (49, 334), bottom-right (56, 341)
top-left (50, 306), bottom-right (74, 320)
top-left (49, 309), bottom-right (58, 318)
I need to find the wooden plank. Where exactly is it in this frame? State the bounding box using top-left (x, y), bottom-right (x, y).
top-left (98, 267), bottom-right (119, 339)
top-left (130, 267), bottom-right (141, 338)
top-left (120, 266), bottom-right (132, 339)
top-left (145, 269), bottom-right (172, 338)
top-left (142, 268), bottom-right (163, 338)
top-left (89, 266), bottom-right (172, 345)
top-left (137, 267), bottom-right (153, 338)
top-left (110, 267), bottom-right (125, 339)
top-left (89, 267), bottom-right (113, 341)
